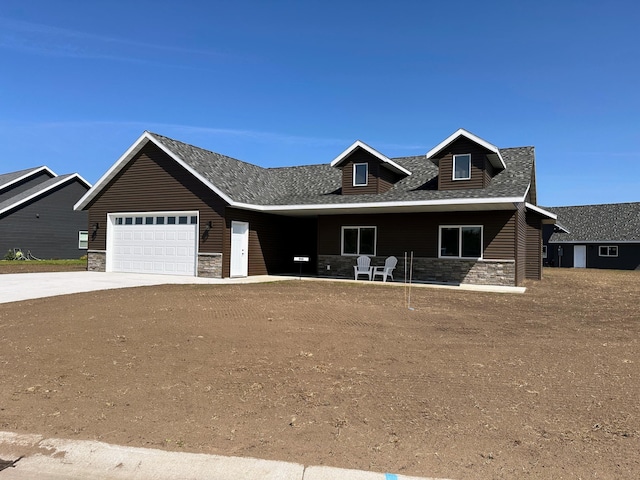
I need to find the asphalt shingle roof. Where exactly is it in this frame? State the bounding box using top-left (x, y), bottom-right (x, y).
top-left (547, 203), bottom-right (640, 242)
top-left (0, 167), bottom-right (47, 191)
top-left (149, 132), bottom-right (534, 206)
top-left (0, 175), bottom-right (76, 214)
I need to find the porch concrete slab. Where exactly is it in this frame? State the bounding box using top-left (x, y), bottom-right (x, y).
top-left (0, 432), bottom-right (452, 480)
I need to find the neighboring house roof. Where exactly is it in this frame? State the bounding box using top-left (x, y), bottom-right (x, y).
top-left (0, 166), bottom-right (56, 192)
top-left (75, 130), bottom-right (553, 218)
top-left (0, 173), bottom-right (92, 216)
top-left (547, 203), bottom-right (640, 243)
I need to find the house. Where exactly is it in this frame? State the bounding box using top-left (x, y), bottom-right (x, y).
top-left (73, 129), bottom-right (556, 286)
top-left (0, 166), bottom-right (91, 259)
top-left (543, 203), bottom-right (640, 270)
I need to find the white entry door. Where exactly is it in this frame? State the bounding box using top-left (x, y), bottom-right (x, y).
top-left (574, 245), bottom-right (587, 268)
top-left (230, 221), bottom-right (249, 277)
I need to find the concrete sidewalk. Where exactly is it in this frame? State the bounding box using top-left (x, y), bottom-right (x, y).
top-left (0, 432), bottom-right (450, 480)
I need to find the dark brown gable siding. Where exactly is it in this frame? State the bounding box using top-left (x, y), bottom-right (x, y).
top-left (525, 211), bottom-right (542, 280)
top-left (223, 208), bottom-right (317, 277)
top-left (437, 138), bottom-right (488, 191)
top-left (318, 210), bottom-right (517, 260)
top-left (340, 149), bottom-right (398, 195)
top-left (86, 143), bottom-right (227, 252)
top-left (483, 158), bottom-right (495, 187)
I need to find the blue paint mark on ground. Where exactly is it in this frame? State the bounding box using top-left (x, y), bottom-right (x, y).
top-left (385, 474), bottom-right (398, 480)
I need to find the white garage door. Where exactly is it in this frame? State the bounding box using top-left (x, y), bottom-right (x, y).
top-left (109, 213), bottom-right (197, 276)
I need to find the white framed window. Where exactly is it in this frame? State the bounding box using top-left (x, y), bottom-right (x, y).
top-left (599, 245), bottom-right (618, 257)
top-left (78, 230), bottom-right (88, 249)
top-left (542, 245), bottom-right (548, 259)
top-left (439, 225), bottom-right (483, 259)
top-left (353, 163), bottom-right (368, 186)
top-left (453, 154), bottom-right (471, 180)
top-left (341, 226), bottom-right (377, 256)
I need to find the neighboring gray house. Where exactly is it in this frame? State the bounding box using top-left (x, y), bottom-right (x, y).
top-left (0, 166), bottom-right (91, 259)
top-left (543, 203), bottom-right (640, 270)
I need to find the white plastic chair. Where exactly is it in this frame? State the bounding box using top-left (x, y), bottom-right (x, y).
top-left (353, 255), bottom-right (372, 280)
top-left (372, 256), bottom-right (397, 282)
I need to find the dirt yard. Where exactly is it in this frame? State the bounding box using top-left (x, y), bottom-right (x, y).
top-left (0, 268), bottom-right (638, 479)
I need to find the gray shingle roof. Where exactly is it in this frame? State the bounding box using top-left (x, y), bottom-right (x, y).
top-left (0, 166), bottom-right (49, 191)
top-left (149, 132), bottom-right (534, 206)
top-left (0, 174), bottom-right (77, 214)
top-left (546, 203), bottom-right (640, 242)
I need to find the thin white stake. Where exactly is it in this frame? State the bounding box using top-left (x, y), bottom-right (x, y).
top-left (404, 251), bottom-right (407, 309)
top-left (408, 251), bottom-right (414, 310)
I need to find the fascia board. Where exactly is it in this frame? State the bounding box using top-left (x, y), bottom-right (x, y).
top-left (74, 132), bottom-right (236, 211)
top-left (426, 128), bottom-right (506, 169)
top-left (0, 175), bottom-right (81, 216)
top-left (0, 166), bottom-right (57, 192)
top-left (231, 196), bottom-right (525, 214)
top-left (525, 202), bottom-right (557, 220)
top-left (330, 140), bottom-right (412, 176)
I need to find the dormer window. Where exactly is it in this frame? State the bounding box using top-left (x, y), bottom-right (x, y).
top-left (453, 154), bottom-right (471, 180)
top-left (353, 163), bottom-right (368, 186)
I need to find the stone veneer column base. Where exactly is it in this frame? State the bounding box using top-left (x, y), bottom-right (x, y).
top-left (87, 250), bottom-right (106, 272)
top-left (317, 255), bottom-right (516, 286)
top-left (198, 253), bottom-right (223, 278)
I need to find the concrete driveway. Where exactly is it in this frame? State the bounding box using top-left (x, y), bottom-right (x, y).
top-left (0, 271), bottom-right (296, 304)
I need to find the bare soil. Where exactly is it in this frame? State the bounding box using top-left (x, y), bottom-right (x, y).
top-left (0, 268), bottom-right (638, 479)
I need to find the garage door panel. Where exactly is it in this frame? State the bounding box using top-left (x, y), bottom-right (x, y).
top-left (110, 216), bottom-right (197, 276)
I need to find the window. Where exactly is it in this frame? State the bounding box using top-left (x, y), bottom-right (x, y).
top-left (453, 154), bottom-right (471, 180)
top-left (353, 163), bottom-right (368, 186)
top-left (167, 216), bottom-right (176, 224)
top-left (125, 217), bottom-right (133, 225)
top-left (145, 217), bottom-right (154, 225)
top-left (599, 245), bottom-right (618, 257)
top-left (341, 226), bottom-right (376, 256)
top-left (78, 231), bottom-right (88, 249)
top-left (542, 245), bottom-right (548, 259)
top-left (439, 226), bottom-right (482, 258)
top-left (178, 216), bottom-right (188, 224)
top-left (156, 216), bottom-right (165, 225)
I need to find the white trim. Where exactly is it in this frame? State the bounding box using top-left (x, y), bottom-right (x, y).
top-left (0, 166), bottom-right (57, 191)
top-left (73, 131), bottom-right (526, 216)
top-left (0, 174), bottom-right (91, 216)
top-left (426, 128), bottom-right (506, 170)
top-left (438, 225), bottom-right (483, 259)
top-left (74, 132), bottom-right (236, 211)
top-left (549, 240), bottom-right (640, 244)
top-left (341, 225), bottom-right (377, 256)
top-left (452, 154), bottom-right (471, 180)
top-left (353, 163), bottom-right (368, 187)
top-left (330, 140), bottom-right (412, 176)
top-left (598, 245), bottom-right (619, 257)
top-left (78, 230), bottom-right (88, 249)
top-left (524, 202), bottom-right (557, 220)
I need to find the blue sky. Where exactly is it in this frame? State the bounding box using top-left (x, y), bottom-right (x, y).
top-left (1, 0), bottom-right (638, 206)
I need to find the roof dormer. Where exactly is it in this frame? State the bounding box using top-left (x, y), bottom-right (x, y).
top-left (330, 140), bottom-right (411, 195)
top-left (426, 129), bottom-right (505, 191)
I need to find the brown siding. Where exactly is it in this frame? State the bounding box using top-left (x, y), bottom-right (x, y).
top-left (483, 157), bottom-right (495, 187)
top-left (525, 211), bottom-right (542, 280)
top-left (437, 138), bottom-right (489, 191)
top-left (340, 149), bottom-right (398, 195)
top-left (318, 210), bottom-right (517, 260)
top-left (515, 204), bottom-right (527, 285)
top-left (86, 143), bottom-right (227, 253)
top-left (223, 208), bottom-right (317, 277)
